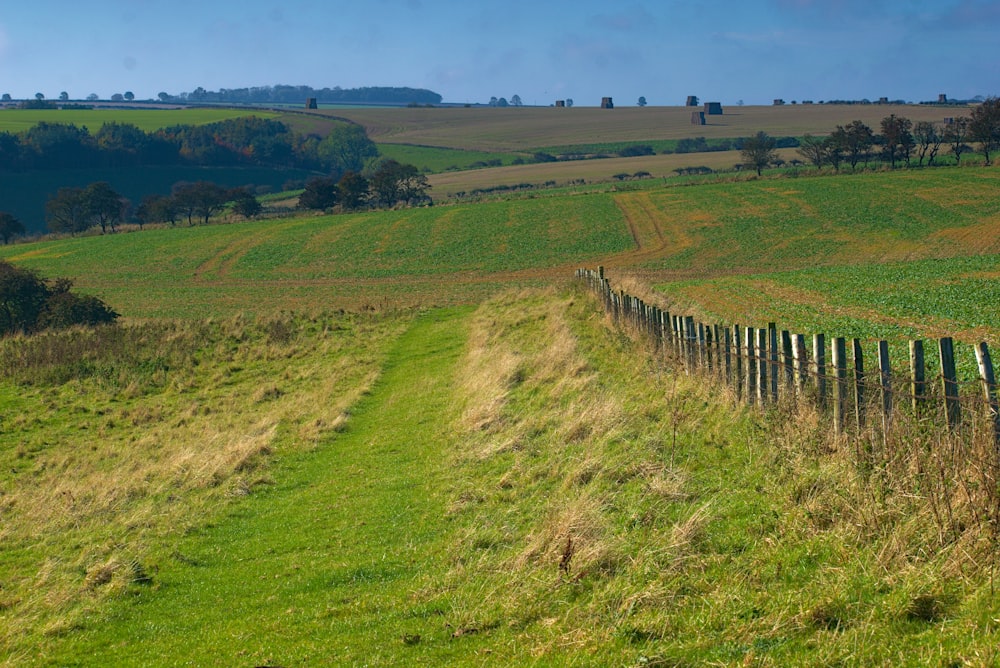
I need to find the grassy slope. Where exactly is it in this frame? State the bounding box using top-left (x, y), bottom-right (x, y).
top-left (0, 195), bottom-right (634, 318)
top-left (8, 289), bottom-right (1000, 665)
top-left (0, 109), bottom-right (278, 134)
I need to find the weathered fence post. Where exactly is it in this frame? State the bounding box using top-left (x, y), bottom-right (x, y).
top-left (733, 324), bottom-right (744, 403)
top-left (878, 340), bottom-right (892, 433)
top-left (757, 328), bottom-right (768, 405)
top-left (793, 334), bottom-right (807, 394)
top-left (745, 326), bottom-right (757, 406)
top-left (814, 333), bottom-right (827, 408)
top-left (852, 339), bottom-right (866, 430)
top-left (939, 337), bottom-right (961, 431)
top-left (685, 316), bottom-right (697, 373)
top-left (768, 325), bottom-right (779, 403)
top-left (782, 330), bottom-right (794, 394)
top-left (724, 326), bottom-right (733, 387)
top-left (975, 342), bottom-right (1000, 446)
top-left (698, 322), bottom-right (707, 371)
top-left (910, 340), bottom-right (925, 416)
top-left (832, 337), bottom-right (847, 436)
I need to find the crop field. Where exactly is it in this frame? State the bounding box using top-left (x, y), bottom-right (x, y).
top-left (323, 104), bottom-right (959, 152)
top-left (426, 148), bottom-right (804, 197)
top-left (0, 194), bottom-right (633, 319)
top-left (0, 108), bottom-right (277, 133)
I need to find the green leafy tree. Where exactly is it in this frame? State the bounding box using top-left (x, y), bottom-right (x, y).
top-left (45, 187), bottom-right (90, 235)
top-left (172, 181), bottom-right (230, 225)
top-left (84, 181), bottom-right (125, 233)
top-left (231, 190), bottom-right (262, 219)
top-left (298, 177), bottom-right (340, 210)
top-left (0, 212), bottom-right (25, 244)
top-left (317, 124), bottom-right (378, 175)
top-left (637, 96), bottom-right (647, 107)
top-left (740, 131), bottom-right (778, 176)
top-left (969, 97), bottom-right (1000, 166)
top-left (835, 120), bottom-right (875, 171)
top-left (136, 194), bottom-right (179, 228)
top-left (369, 160), bottom-right (430, 207)
top-left (337, 172), bottom-right (369, 211)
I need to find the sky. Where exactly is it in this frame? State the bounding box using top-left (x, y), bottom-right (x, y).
top-left (0, 0), bottom-right (998, 106)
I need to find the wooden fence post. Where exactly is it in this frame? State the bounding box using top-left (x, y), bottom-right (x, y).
top-left (939, 337), bottom-right (961, 431)
top-left (782, 330), bottom-right (794, 394)
top-left (852, 339), bottom-right (866, 430)
top-left (746, 326), bottom-right (757, 406)
top-left (814, 333), bottom-right (827, 408)
top-left (878, 340), bottom-right (892, 432)
top-left (793, 334), bottom-right (807, 394)
top-left (768, 324), bottom-right (779, 403)
top-left (698, 322), bottom-right (707, 371)
top-left (975, 342), bottom-right (1000, 446)
top-left (733, 324), bottom-right (744, 403)
top-left (910, 340), bottom-right (926, 416)
top-left (757, 328), bottom-right (768, 405)
top-left (833, 337), bottom-right (847, 436)
top-left (685, 316), bottom-right (697, 373)
top-left (724, 326), bottom-right (733, 387)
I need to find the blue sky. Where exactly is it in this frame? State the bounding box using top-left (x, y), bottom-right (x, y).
top-left (1, 0), bottom-right (998, 105)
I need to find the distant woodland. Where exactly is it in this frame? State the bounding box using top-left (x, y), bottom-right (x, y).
top-left (161, 85), bottom-right (443, 106)
top-left (0, 117), bottom-right (377, 175)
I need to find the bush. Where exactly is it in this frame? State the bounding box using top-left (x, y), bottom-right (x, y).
top-left (0, 260), bottom-right (118, 335)
top-left (618, 144), bottom-right (655, 157)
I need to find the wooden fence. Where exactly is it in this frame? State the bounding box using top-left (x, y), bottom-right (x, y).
top-left (576, 267), bottom-right (1000, 445)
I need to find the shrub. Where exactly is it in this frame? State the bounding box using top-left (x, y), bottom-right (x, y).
top-left (0, 260), bottom-right (118, 335)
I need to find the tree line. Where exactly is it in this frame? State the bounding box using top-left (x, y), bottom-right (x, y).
top-left (0, 156), bottom-right (431, 242)
top-left (736, 98), bottom-right (1000, 176)
top-left (0, 117), bottom-right (378, 175)
top-left (163, 85), bottom-right (442, 106)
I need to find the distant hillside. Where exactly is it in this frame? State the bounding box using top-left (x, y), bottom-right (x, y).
top-left (168, 85), bottom-right (442, 106)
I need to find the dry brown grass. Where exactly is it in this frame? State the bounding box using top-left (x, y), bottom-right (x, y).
top-left (0, 312), bottom-right (403, 654)
top-left (326, 105), bottom-right (958, 152)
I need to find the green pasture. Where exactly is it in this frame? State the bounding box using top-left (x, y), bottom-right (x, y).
top-left (0, 193), bottom-right (633, 318)
top-left (0, 108), bottom-right (276, 134)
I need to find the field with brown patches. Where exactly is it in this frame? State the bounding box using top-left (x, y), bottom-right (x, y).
top-left (322, 104), bottom-right (958, 152)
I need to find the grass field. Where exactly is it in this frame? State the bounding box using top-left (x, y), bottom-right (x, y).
top-left (3, 104), bottom-right (1000, 664)
top-left (0, 108), bottom-right (277, 133)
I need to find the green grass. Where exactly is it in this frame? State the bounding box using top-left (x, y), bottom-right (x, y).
top-left (0, 194), bottom-right (633, 318)
top-left (0, 108), bottom-right (277, 134)
top-left (11, 289), bottom-right (998, 665)
top-left (34, 307), bottom-right (470, 666)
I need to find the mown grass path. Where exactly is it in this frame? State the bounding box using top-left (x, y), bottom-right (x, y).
top-left (45, 308), bottom-right (473, 666)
